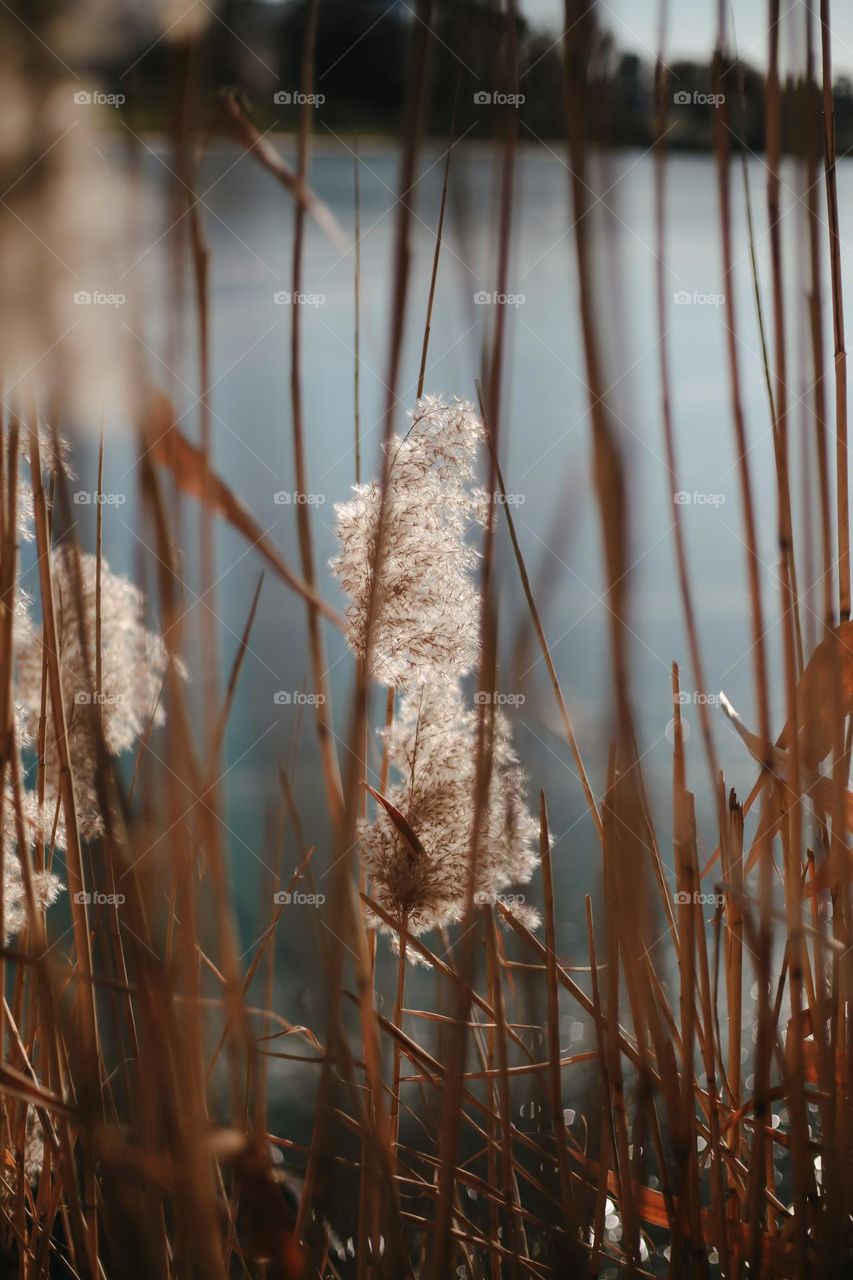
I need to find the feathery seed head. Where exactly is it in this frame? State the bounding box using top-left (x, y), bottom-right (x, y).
top-left (361, 680), bottom-right (539, 939)
top-left (17, 547), bottom-right (182, 837)
top-left (331, 396), bottom-right (487, 689)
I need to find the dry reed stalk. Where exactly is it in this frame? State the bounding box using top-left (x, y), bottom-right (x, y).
top-left (485, 428), bottom-right (601, 840)
top-left (307, 8), bottom-right (436, 1274)
top-left (333, 39), bottom-right (436, 1259)
top-left (364, 894), bottom-right (540, 1068)
top-left (288, 0), bottom-right (342, 833)
top-left (377, 688), bottom-right (395, 802)
top-left (220, 90), bottom-right (348, 251)
top-left (353, 140), bottom-right (362, 487)
top-left (484, 909), bottom-right (523, 1280)
top-left (182, 68), bottom-right (220, 814)
top-left (388, 909), bottom-right (409, 1163)
top-left (585, 897), bottom-right (614, 1277)
top-left (539, 794), bottom-right (577, 1235)
top-left (417, 76), bottom-right (459, 403)
top-left (562, 2), bottom-right (632, 739)
top-left (765, 0), bottom-right (805, 675)
top-left (652, 25), bottom-right (724, 816)
top-left (430, 659), bottom-right (496, 1277)
top-left (134, 401), bottom-right (235, 1272)
top-left (27, 422), bottom-right (107, 1277)
top-left (711, 25), bottom-right (786, 1271)
top-left (600, 752), bottom-right (641, 1266)
top-left (758, 13), bottom-right (821, 1268)
top-left (820, 0), bottom-right (850, 626)
top-left (800, 7), bottom-right (853, 1265)
top-left (0, 410), bottom-right (12, 1099)
top-left (690, 814), bottom-right (730, 1273)
top-left (431, 8), bottom-right (518, 1270)
top-left (722, 789), bottom-right (745, 1197)
top-left (27, 428), bottom-right (95, 1060)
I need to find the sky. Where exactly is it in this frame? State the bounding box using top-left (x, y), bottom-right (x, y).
top-left (519, 0), bottom-right (853, 78)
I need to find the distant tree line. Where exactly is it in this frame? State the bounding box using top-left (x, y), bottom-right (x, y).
top-left (101, 0), bottom-right (853, 151)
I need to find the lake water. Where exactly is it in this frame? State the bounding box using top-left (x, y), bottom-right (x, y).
top-left (59, 137), bottom-right (848, 995)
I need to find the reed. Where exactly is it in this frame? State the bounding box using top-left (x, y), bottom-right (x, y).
top-left (2, 1), bottom-right (853, 1277)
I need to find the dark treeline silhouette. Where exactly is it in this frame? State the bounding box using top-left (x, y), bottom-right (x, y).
top-left (103, 0), bottom-right (853, 151)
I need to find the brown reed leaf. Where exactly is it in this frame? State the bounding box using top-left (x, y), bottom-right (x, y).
top-left (146, 391), bottom-right (343, 629)
top-left (363, 784), bottom-right (428, 864)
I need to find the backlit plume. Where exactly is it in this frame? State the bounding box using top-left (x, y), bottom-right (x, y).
top-left (1, 708), bottom-right (62, 943)
top-left (331, 396), bottom-right (487, 688)
top-left (0, 787), bottom-right (62, 943)
top-left (360, 680), bottom-right (540, 937)
top-left (17, 547), bottom-right (179, 837)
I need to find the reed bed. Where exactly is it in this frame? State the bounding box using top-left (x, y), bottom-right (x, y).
top-left (1, 0), bottom-right (853, 1277)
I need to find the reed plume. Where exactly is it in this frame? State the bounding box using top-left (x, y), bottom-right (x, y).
top-left (331, 395), bottom-right (487, 688)
top-left (17, 546), bottom-right (180, 837)
top-left (361, 679), bottom-right (540, 937)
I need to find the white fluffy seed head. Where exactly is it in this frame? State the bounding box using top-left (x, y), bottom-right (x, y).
top-left (361, 680), bottom-right (540, 939)
top-left (0, 783), bottom-right (63, 943)
top-left (1, 425), bottom-right (70, 544)
top-left (331, 396), bottom-right (488, 689)
top-left (16, 547), bottom-right (181, 838)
